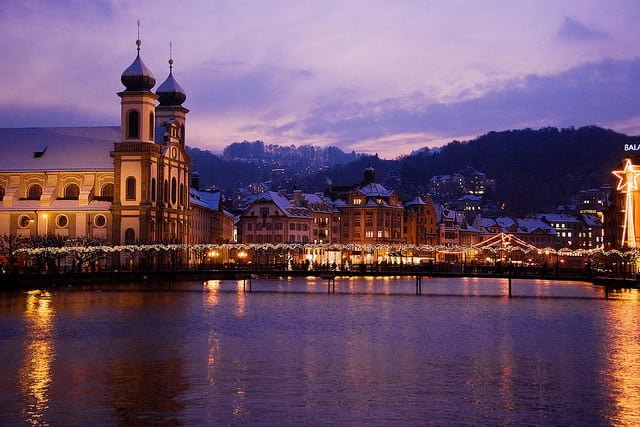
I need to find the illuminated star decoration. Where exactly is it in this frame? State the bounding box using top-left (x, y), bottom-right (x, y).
top-left (612, 159), bottom-right (640, 247)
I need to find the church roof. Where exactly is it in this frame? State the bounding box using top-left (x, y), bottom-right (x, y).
top-left (0, 127), bottom-right (119, 172)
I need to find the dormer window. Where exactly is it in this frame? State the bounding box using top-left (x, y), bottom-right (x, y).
top-left (32, 144), bottom-right (47, 158)
top-left (26, 184), bottom-right (42, 200)
top-left (353, 199), bottom-right (362, 205)
top-left (64, 183), bottom-right (80, 200)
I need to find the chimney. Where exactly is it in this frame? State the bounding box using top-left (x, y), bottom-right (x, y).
top-left (293, 189), bottom-right (303, 206)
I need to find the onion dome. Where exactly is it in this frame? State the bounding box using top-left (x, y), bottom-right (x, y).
top-left (121, 39), bottom-right (156, 91)
top-left (156, 58), bottom-right (187, 106)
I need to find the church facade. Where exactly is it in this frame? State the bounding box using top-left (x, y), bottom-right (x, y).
top-left (0, 38), bottom-right (223, 246)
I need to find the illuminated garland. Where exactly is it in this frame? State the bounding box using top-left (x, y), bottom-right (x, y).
top-left (13, 242), bottom-right (639, 259)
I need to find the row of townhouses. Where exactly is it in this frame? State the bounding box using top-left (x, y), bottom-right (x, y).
top-left (237, 167), bottom-right (603, 250)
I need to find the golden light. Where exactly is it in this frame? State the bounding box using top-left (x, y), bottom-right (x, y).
top-left (613, 159), bottom-right (640, 248)
top-left (207, 250), bottom-right (219, 257)
top-left (238, 251), bottom-right (247, 258)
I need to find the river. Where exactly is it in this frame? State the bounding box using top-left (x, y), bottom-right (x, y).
top-left (0, 277), bottom-right (639, 425)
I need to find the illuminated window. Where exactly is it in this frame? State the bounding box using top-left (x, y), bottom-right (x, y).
top-left (353, 199), bottom-right (362, 205)
top-left (365, 231), bottom-right (373, 238)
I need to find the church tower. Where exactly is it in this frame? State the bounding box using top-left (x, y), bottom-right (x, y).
top-left (112, 33), bottom-right (162, 245)
top-left (112, 30), bottom-right (191, 247)
top-left (153, 47), bottom-right (191, 244)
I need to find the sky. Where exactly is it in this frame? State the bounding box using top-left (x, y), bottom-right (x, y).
top-left (2, 0), bottom-right (640, 158)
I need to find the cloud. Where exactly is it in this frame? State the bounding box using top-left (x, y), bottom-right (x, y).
top-left (555, 16), bottom-right (609, 42)
top-left (251, 58), bottom-right (640, 154)
top-left (184, 62), bottom-right (315, 115)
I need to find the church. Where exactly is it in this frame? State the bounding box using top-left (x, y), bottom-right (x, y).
top-left (0, 37), bottom-right (231, 245)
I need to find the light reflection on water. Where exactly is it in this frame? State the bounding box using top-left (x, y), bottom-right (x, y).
top-left (604, 297), bottom-right (640, 425)
top-left (1, 278), bottom-right (640, 424)
top-left (18, 290), bottom-right (55, 427)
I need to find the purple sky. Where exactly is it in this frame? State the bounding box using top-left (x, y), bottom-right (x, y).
top-left (2, 1), bottom-right (640, 158)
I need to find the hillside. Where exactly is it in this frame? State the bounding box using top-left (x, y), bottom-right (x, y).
top-left (301, 126), bottom-right (637, 214)
top-left (188, 126), bottom-right (638, 214)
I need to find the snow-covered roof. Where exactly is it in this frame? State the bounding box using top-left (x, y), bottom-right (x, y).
top-left (302, 193), bottom-right (325, 205)
top-left (516, 218), bottom-right (555, 234)
top-left (457, 194), bottom-right (482, 202)
top-left (581, 213), bottom-right (602, 228)
top-left (478, 217), bottom-right (497, 228)
top-left (303, 193), bottom-right (339, 213)
top-left (359, 183), bottom-right (392, 197)
top-left (249, 191), bottom-right (311, 218)
top-left (404, 196), bottom-right (426, 207)
top-left (190, 189), bottom-right (222, 211)
top-left (540, 213), bottom-right (581, 223)
top-left (495, 217), bottom-right (516, 228)
top-left (0, 127), bottom-right (119, 172)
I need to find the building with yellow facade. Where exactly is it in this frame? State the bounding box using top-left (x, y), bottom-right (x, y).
top-left (0, 38), bottom-right (225, 247)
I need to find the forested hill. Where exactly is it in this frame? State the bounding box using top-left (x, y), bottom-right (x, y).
top-left (187, 126), bottom-right (638, 214)
top-left (300, 126), bottom-right (639, 214)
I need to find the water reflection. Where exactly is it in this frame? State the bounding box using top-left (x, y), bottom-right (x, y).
top-left (107, 358), bottom-right (188, 426)
top-left (606, 287), bottom-right (640, 301)
top-left (604, 298), bottom-right (640, 425)
top-left (203, 280), bottom-right (221, 306)
top-left (19, 290), bottom-right (55, 427)
top-left (235, 282), bottom-right (246, 316)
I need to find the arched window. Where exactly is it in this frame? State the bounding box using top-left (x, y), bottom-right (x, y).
top-left (101, 183), bottom-right (114, 200)
top-left (179, 183), bottom-right (184, 206)
top-left (64, 183), bottom-right (80, 199)
top-left (164, 179), bottom-right (169, 204)
top-left (125, 176), bottom-right (136, 201)
top-left (124, 228), bottom-right (136, 244)
top-left (127, 110), bottom-right (139, 139)
top-left (151, 178), bottom-right (156, 202)
top-left (27, 184), bottom-right (42, 200)
top-left (171, 177), bottom-right (177, 205)
top-left (179, 125), bottom-right (185, 145)
top-left (0, 185), bottom-right (4, 201)
top-left (149, 112), bottom-right (154, 140)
